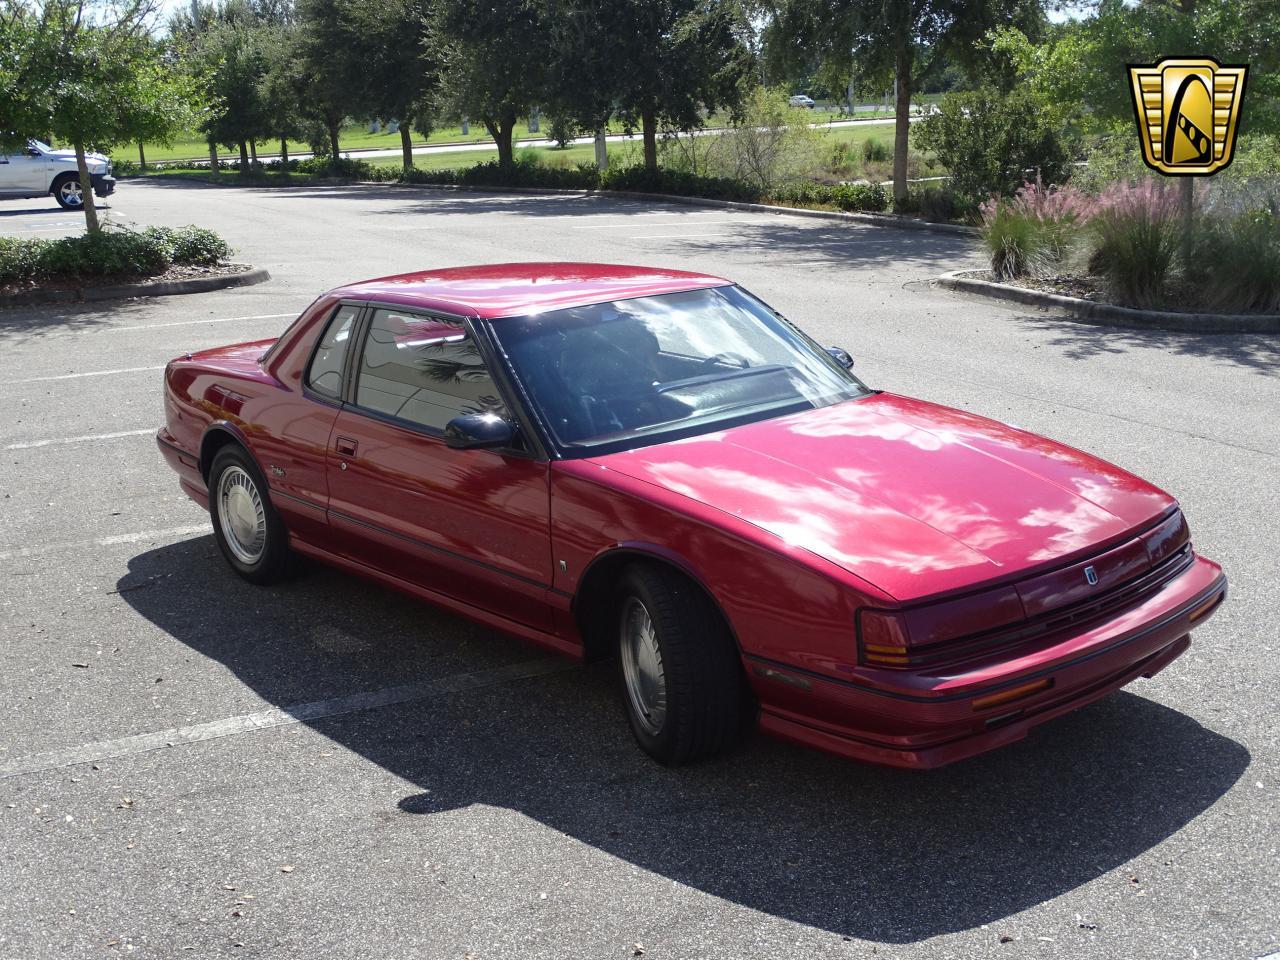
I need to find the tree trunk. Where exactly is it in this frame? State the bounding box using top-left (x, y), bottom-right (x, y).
top-left (892, 45), bottom-right (913, 208)
top-left (327, 122), bottom-right (341, 161)
top-left (400, 123), bottom-right (414, 171)
top-left (1180, 177), bottom-right (1195, 272)
top-left (249, 140), bottom-right (258, 169)
top-left (487, 115), bottom-right (515, 167)
top-left (208, 141), bottom-right (219, 173)
top-left (642, 110), bottom-right (658, 170)
top-left (238, 141), bottom-right (249, 170)
top-left (280, 138), bottom-right (288, 170)
top-left (594, 129), bottom-right (608, 171)
top-left (138, 142), bottom-right (146, 171)
top-left (74, 143), bottom-right (100, 234)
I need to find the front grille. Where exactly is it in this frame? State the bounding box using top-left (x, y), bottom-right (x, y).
top-left (905, 544), bottom-right (1195, 671)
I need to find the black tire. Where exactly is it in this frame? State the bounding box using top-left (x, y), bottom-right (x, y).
top-left (614, 562), bottom-right (746, 765)
top-left (51, 173), bottom-right (83, 210)
top-left (208, 445), bottom-right (293, 585)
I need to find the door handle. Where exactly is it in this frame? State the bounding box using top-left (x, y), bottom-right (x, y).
top-left (335, 436), bottom-right (358, 457)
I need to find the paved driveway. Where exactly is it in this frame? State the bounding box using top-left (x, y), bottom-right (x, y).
top-left (1, 180), bottom-right (1276, 960)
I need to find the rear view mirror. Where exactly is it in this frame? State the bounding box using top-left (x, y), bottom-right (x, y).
top-left (825, 346), bottom-right (854, 369)
top-left (444, 412), bottom-right (516, 450)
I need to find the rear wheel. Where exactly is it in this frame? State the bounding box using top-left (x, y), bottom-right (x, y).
top-left (615, 563), bottom-right (745, 765)
top-left (208, 445), bottom-right (292, 584)
top-left (52, 174), bottom-right (83, 210)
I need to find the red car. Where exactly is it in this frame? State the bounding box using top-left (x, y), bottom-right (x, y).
top-left (157, 263), bottom-right (1227, 768)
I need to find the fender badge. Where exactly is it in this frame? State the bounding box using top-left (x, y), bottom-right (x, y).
top-left (270, 465), bottom-right (286, 478)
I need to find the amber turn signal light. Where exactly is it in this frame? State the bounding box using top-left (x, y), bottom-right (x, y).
top-left (972, 677), bottom-right (1053, 711)
top-left (859, 610), bottom-right (912, 667)
top-left (1187, 592), bottom-right (1223, 624)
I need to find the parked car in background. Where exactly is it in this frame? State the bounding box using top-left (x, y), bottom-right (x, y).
top-left (156, 263), bottom-right (1227, 769)
top-left (0, 139), bottom-right (115, 209)
top-left (788, 94), bottom-right (816, 109)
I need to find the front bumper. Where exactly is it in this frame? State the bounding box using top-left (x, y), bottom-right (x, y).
top-left (90, 173), bottom-right (116, 197)
top-left (157, 427), bottom-right (208, 509)
top-left (752, 553), bottom-right (1226, 768)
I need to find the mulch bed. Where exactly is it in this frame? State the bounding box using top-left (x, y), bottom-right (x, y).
top-left (0, 261), bottom-right (251, 298)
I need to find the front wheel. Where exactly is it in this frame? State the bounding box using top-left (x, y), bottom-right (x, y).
top-left (615, 563), bottom-right (746, 765)
top-left (52, 175), bottom-right (83, 209)
top-left (208, 445), bottom-right (293, 584)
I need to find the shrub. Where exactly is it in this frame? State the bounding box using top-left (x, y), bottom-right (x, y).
top-left (916, 86), bottom-right (1072, 206)
top-left (861, 138), bottom-right (890, 163)
top-left (0, 237), bottom-right (45, 284)
top-left (38, 230), bottom-right (170, 277)
top-left (978, 181), bottom-right (1093, 279)
top-left (162, 226), bottom-right (233, 265)
top-left (762, 180), bottom-right (888, 212)
top-left (547, 114), bottom-right (578, 149)
top-left (1190, 207), bottom-right (1280, 313)
top-left (599, 165), bottom-right (761, 202)
top-left (1072, 128), bottom-right (1150, 193)
top-left (0, 225), bottom-right (233, 286)
top-left (709, 87), bottom-right (827, 192)
top-left (918, 187), bottom-right (957, 223)
top-left (830, 182), bottom-right (889, 212)
top-left (1086, 180), bottom-right (1180, 307)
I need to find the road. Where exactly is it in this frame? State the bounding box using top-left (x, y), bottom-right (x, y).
top-left (1, 180), bottom-right (1276, 960)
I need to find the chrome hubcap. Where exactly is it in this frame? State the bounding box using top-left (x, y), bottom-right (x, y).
top-left (620, 598), bottom-right (667, 736)
top-left (60, 180), bottom-right (83, 206)
top-left (217, 465), bottom-right (266, 564)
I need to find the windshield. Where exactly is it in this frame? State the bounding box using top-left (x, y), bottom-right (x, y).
top-left (491, 285), bottom-right (871, 455)
top-left (28, 140), bottom-right (51, 153)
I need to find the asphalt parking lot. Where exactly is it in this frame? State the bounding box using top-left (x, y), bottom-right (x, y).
top-left (1, 179), bottom-right (1277, 960)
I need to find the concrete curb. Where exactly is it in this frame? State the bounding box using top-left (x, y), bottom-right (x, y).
top-left (132, 173), bottom-right (980, 238)
top-left (935, 269), bottom-right (1280, 334)
top-left (0, 264), bottom-right (270, 310)
top-left (358, 180), bottom-right (983, 238)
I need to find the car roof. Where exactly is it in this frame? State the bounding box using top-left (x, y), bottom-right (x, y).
top-left (326, 262), bottom-right (733, 320)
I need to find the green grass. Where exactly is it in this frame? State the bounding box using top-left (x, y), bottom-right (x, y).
top-left (135, 123), bottom-right (929, 188)
top-left (115, 108), bottom-right (904, 166)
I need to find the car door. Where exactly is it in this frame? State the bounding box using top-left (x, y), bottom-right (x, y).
top-left (324, 305), bottom-right (554, 631)
top-left (0, 145), bottom-right (48, 195)
top-left (249, 300), bottom-right (362, 545)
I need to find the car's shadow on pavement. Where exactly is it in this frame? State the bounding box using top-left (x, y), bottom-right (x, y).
top-left (119, 537), bottom-right (1249, 945)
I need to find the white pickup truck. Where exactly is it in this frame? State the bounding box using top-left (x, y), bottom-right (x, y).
top-left (0, 139), bottom-right (116, 209)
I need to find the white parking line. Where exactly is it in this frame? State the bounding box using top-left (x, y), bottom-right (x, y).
top-left (107, 312), bottom-right (294, 333)
top-left (634, 232), bottom-right (740, 240)
top-left (4, 428), bottom-right (154, 450)
top-left (574, 219), bottom-right (750, 230)
top-left (0, 524), bottom-right (210, 561)
top-left (9, 365), bottom-right (165, 385)
top-left (0, 657), bottom-right (573, 778)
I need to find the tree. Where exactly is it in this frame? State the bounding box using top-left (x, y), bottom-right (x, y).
top-left (294, 0), bottom-right (364, 159)
top-left (432, 0), bottom-right (553, 167)
top-left (993, 0), bottom-right (1280, 264)
top-left (549, 0), bottom-right (753, 171)
top-left (4, 0), bottom-right (200, 233)
top-left (343, 0), bottom-right (439, 172)
top-left (767, 0), bottom-right (1046, 205)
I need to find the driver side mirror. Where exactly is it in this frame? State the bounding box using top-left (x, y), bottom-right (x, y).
top-left (825, 346), bottom-right (854, 369)
top-left (26, 147), bottom-right (41, 157)
top-left (444, 412), bottom-right (517, 450)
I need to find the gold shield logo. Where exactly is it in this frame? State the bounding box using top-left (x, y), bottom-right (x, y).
top-left (1128, 57), bottom-right (1248, 176)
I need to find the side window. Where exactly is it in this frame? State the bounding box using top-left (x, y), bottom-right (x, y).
top-left (306, 305), bottom-right (359, 400)
top-left (355, 309), bottom-right (507, 432)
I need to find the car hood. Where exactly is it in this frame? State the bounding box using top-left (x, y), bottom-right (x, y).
top-left (585, 393), bottom-right (1175, 601)
top-left (46, 148), bottom-right (109, 169)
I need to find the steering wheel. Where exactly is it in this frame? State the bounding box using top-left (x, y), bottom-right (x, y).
top-left (699, 352), bottom-right (752, 371)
